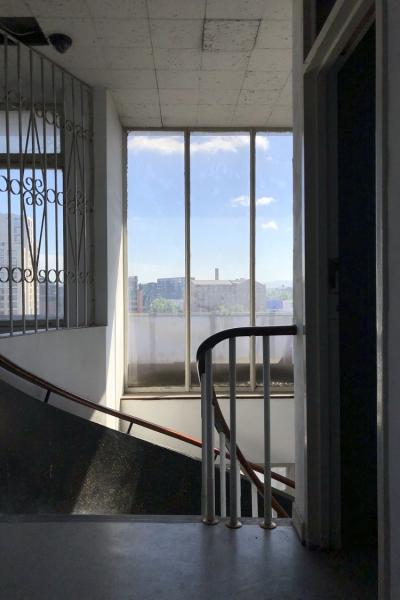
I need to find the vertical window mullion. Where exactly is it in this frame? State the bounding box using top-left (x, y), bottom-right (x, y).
top-left (184, 129), bottom-right (191, 391)
top-left (250, 130), bottom-right (256, 391)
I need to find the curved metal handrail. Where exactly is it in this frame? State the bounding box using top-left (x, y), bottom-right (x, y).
top-left (0, 350), bottom-right (295, 517)
top-left (196, 325), bottom-right (297, 520)
top-left (196, 325), bottom-right (297, 376)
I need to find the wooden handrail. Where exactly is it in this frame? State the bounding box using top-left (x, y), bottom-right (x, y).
top-left (0, 354), bottom-right (295, 490)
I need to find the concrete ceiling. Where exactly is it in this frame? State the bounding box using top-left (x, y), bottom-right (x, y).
top-left (1, 0), bottom-right (293, 128)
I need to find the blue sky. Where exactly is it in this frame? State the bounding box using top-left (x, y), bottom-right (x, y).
top-left (127, 132), bottom-right (293, 285)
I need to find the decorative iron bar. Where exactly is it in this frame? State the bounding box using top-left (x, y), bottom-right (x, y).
top-left (0, 29), bottom-right (94, 334)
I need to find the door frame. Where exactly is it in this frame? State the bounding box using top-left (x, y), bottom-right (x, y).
top-left (293, 0), bottom-right (384, 557)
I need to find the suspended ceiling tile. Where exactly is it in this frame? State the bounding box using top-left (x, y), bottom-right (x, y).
top-left (157, 69), bottom-right (200, 90)
top-left (72, 68), bottom-right (157, 89)
top-left (37, 17), bottom-right (98, 46)
top-left (38, 44), bottom-right (105, 69)
top-left (111, 88), bottom-right (160, 105)
top-left (86, 0), bottom-right (147, 19)
top-left (238, 88), bottom-right (280, 106)
top-left (267, 105), bottom-right (292, 127)
top-left (159, 88), bottom-right (199, 105)
top-left (200, 70), bottom-right (244, 91)
top-left (256, 19), bottom-right (291, 49)
top-left (206, 0), bottom-right (267, 20)
top-left (150, 19), bottom-right (203, 49)
top-left (243, 70), bottom-right (288, 91)
top-left (147, 0), bottom-right (206, 20)
top-left (201, 51), bottom-right (250, 72)
top-left (248, 48), bottom-right (291, 71)
top-left (202, 19), bottom-right (260, 53)
top-left (161, 104), bottom-right (198, 125)
top-left (198, 89), bottom-right (240, 105)
top-left (117, 102), bottom-right (160, 119)
top-left (278, 78), bottom-right (292, 106)
top-left (27, 0), bottom-right (90, 18)
top-left (197, 104), bottom-right (234, 126)
top-left (103, 47), bottom-right (154, 70)
top-left (94, 18), bottom-right (151, 48)
top-left (120, 115), bottom-right (162, 127)
top-left (263, 0), bottom-right (293, 20)
top-left (233, 106), bottom-right (270, 126)
top-left (153, 48), bottom-right (201, 71)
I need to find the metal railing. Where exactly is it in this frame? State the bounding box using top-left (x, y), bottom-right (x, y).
top-left (197, 325), bottom-right (297, 528)
top-left (0, 352), bottom-right (295, 518)
top-left (0, 27), bottom-right (94, 334)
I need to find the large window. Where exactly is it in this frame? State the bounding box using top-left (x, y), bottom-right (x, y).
top-left (127, 131), bottom-right (293, 391)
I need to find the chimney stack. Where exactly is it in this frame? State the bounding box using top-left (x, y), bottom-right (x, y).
top-left (215, 268), bottom-right (219, 281)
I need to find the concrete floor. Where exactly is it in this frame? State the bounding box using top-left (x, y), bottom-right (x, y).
top-left (0, 517), bottom-right (377, 600)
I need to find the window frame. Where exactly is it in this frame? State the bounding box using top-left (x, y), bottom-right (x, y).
top-left (124, 127), bottom-right (293, 395)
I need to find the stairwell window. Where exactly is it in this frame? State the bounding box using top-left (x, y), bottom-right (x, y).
top-left (126, 131), bottom-right (293, 392)
top-left (0, 34), bottom-right (94, 334)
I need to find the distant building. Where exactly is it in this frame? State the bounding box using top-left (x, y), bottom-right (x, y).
top-left (191, 278), bottom-right (266, 313)
top-left (38, 282), bottom-right (64, 319)
top-left (128, 276), bottom-right (138, 312)
top-left (139, 281), bottom-right (158, 311)
top-left (0, 214), bottom-right (35, 318)
top-left (156, 277), bottom-right (184, 300)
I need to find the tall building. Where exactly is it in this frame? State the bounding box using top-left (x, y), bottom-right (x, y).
top-left (128, 276), bottom-right (138, 313)
top-left (0, 214), bottom-right (35, 318)
top-left (156, 277), bottom-right (185, 301)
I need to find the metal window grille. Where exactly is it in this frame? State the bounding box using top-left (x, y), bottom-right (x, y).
top-left (0, 30), bottom-right (94, 335)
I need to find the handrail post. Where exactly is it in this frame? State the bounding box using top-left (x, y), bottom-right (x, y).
top-left (219, 431), bottom-right (226, 518)
top-left (227, 337), bottom-right (241, 528)
top-left (202, 348), bottom-right (218, 525)
top-left (260, 335), bottom-right (276, 530)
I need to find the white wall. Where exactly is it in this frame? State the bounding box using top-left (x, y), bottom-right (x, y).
top-left (0, 90), bottom-right (125, 428)
top-left (121, 396), bottom-right (295, 465)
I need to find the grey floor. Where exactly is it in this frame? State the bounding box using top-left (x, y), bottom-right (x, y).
top-left (0, 517), bottom-right (377, 600)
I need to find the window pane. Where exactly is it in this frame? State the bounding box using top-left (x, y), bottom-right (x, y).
top-left (127, 132), bottom-right (185, 387)
top-left (0, 168), bottom-right (64, 330)
top-left (190, 133), bottom-right (250, 386)
top-left (255, 132), bottom-right (293, 389)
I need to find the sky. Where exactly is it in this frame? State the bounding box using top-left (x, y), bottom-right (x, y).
top-left (127, 131), bottom-right (293, 285)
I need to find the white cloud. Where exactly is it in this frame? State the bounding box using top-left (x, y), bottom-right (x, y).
top-left (128, 135), bottom-right (184, 154)
top-left (231, 195), bottom-right (250, 207)
top-left (231, 195), bottom-right (275, 207)
top-left (256, 196), bottom-right (275, 206)
top-left (256, 136), bottom-right (269, 151)
top-left (128, 134), bottom-right (270, 155)
top-left (261, 220), bottom-right (279, 230)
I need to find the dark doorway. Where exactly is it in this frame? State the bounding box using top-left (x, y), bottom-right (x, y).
top-left (337, 24), bottom-right (377, 548)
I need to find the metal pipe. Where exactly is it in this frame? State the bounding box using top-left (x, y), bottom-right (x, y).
top-left (72, 77), bottom-right (79, 327)
top-left (219, 431), bottom-right (226, 518)
top-left (52, 64), bottom-right (59, 328)
top-left (29, 49), bottom-right (38, 332)
top-left (61, 71), bottom-right (69, 329)
top-left (81, 83), bottom-right (88, 327)
top-left (41, 57), bottom-right (49, 330)
top-left (203, 348), bottom-right (217, 524)
top-left (260, 336), bottom-right (276, 529)
top-left (184, 129), bottom-right (191, 391)
top-left (249, 130), bottom-right (256, 390)
top-left (4, 36), bottom-right (13, 334)
top-left (17, 43), bottom-right (25, 334)
top-left (201, 369), bottom-right (207, 520)
top-left (251, 483), bottom-right (258, 518)
top-left (227, 337), bottom-right (241, 528)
